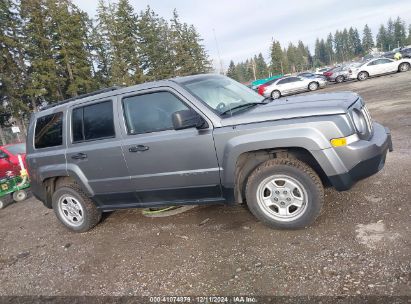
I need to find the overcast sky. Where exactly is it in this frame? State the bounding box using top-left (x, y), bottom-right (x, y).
top-left (72, 0), bottom-right (411, 71)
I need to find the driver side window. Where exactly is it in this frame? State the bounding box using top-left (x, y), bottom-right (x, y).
top-left (122, 91), bottom-right (189, 135)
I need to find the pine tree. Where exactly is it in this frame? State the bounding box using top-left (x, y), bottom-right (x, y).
top-left (94, 0), bottom-right (115, 86)
top-left (21, 0), bottom-right (65, 102)
top-left (0, 0), bottom-right (28, 118)
top-left (393, 17), bottom-right (406, 48)
top-left (386, 18), bottom-right (395, 50)
top-left (325, 33), bottom-right (334, 64)
top-left (110, 0), bottom-right (143, 85)
top-left (47, 0), bottom-right (96, 97)
top-left (376, 24), bottom-right (388, 51)
top-left (270, 40), bottom-right (284, 75)
top-left (349, 27), bottom-right (362, 56)
top-left (226, 60), bottom-right (237, 80)
top-left (254, 53), bottom-right (268, 78)
top-left (362, 24), bottom-right (374, 54)
top-left (315, 38), bottom-right (328, 65)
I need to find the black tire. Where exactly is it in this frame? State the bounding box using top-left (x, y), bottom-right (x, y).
top-left (52, 184), bottom-right (102, 233)
top-left (335, 75), bottom-right (344, 83)
top-left (357, 71), bottom-right (368, 81)
top-left (271, 90), bottom-right (281, 99)
top-left (308, 81), bottom-right (319, 91)
top-left (398, 62), bottom-right (410, 72)
top-left (245, 158), bottom-right (324, 229)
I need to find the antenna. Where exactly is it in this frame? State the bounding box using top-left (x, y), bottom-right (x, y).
top-left (213, 28), bottom-right (224, 74)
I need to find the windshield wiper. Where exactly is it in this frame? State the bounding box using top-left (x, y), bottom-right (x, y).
top-left (220, 102), bottom-right (264, 116)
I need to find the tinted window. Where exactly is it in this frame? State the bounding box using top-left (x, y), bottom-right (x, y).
top-left (378, 59), bottom-right (392, 64)
top-left (123, 92), bottom-right (189, 134)
top-left (277, 79), bottom-right (289, 84)
top-left (0, 150), bottom-right (8, 158)
top-left (35, 112), bottom-right (63, 149)
top-left (287, 77), bottom-right (300, 82)
top-left (72, 108), bottom-right (83, 142)
top-left (72, 101), bottom-right (115, 142)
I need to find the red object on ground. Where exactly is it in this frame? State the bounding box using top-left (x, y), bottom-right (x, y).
top-left (0, 143), bottom-right (27, 178)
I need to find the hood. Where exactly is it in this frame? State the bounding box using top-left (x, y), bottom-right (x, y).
top-left (221, 91), bottom-right (360, 126)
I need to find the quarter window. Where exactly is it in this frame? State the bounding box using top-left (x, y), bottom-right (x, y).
top-left (72, 101), bottom-right (115, 142)
top-left (35, 112), bottom-right (63, 149)
top-left (122, 91), bottom-right (189, 135)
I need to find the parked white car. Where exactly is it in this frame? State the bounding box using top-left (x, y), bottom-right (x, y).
top-left (263, 76), bottom-right (327, 99)
top-left (348, 58), bottom-right (411, 81)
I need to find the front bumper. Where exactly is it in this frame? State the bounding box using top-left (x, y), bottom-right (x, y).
top-left (328, 123), bottom-right (392, 191)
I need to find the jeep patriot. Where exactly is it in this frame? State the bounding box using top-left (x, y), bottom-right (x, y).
top-left (26, 74), bottom-right (393, 232)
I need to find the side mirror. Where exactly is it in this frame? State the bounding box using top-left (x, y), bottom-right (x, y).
top-left (172, 109), bottom-right (208, 130)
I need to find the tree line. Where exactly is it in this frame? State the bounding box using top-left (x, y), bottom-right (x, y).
top-left (0, 0), bottom-right (211, 126)
top-left (227, 16), bottom-right (411, 83)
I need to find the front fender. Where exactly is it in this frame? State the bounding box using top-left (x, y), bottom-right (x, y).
top-left (217, 123), bottom-right (340, 188)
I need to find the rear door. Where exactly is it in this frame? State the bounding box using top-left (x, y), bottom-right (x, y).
top-left (65, 98), bottom-right (134, 206)
top-left (119, 88), bottom-right (222, 204)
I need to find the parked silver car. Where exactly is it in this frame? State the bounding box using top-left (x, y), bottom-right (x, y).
top-left (325, 66), bottom-right (350, 83)
top-left (262, 76), bottom-right (327, 99)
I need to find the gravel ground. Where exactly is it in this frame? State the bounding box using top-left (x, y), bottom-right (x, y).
top-left (0, 72), bottom-right (410, 297)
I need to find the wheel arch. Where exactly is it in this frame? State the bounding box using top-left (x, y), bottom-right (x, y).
top-left (232, 147), bottom-right (329, 204)
top-left (41, 169), bottom-right (93, 208)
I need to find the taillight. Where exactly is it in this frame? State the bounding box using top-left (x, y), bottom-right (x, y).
top-left (258, 85), bottom-right (265, 96)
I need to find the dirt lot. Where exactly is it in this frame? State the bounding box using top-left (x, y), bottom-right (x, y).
top-left (0, 72), bottom-right (410, 297)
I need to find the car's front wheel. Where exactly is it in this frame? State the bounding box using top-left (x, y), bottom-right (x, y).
top-left (271, 90), bottom-right (281, 99)
top-left (308, 82), bottom-right (319, 91)
top-left (357, 71), bottom-right (368, 81)
top-left (52, 185), bottom-right (102, 232)
top-left (245, 158), bottom-right (324, 229)
top-left (335, 75), bottom-right (345, 83)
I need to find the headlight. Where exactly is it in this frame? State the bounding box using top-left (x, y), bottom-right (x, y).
top-left (351, 108), bottom-right (367, 135)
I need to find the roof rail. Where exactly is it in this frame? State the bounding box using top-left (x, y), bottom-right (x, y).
top-left (41, 86), bottom-right (122, 111)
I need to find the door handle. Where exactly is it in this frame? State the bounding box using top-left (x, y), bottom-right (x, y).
top-left (71, 153), bottom-right (87, 160)
top-left (129, 145), bottom-right (149, 152)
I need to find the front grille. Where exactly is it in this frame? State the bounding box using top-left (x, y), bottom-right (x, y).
top-left (361, 105), bottom-right (373, 137)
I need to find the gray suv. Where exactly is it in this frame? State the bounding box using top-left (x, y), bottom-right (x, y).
top-left (26, 74), bottom-right (392, 232)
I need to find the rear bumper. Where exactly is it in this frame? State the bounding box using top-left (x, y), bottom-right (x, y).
top-left (328, 123), bottom-right (392, 191)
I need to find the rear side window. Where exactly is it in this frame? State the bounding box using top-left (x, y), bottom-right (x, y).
top-left (35, 112), bottom-right (63, 149)
top-left (72, 101), bottom-right (115, 143)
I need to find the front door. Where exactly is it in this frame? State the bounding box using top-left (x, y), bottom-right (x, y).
top-left (119, 89), bottom-right (222, 204)
top-left (66, 99), bottom-right (134, 206)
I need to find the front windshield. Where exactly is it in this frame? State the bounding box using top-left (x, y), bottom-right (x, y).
top-left (182, 76), bottom-right (264, 115)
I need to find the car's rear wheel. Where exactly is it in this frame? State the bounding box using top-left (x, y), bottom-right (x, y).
top-left (357, 71), bottom-right (368, 81)
top-left (271, 90), bottom-right (281, 99)
top-left (335, 75), bottom-right (344, 83)
top-left (398, 62), bottom-right (410, 72)
top-left (308, 82), bottom-right (319, 91)
top-left (52, 184), bottom-right (102, 232)
top-left (245, 158), bottom-right (324, 229)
